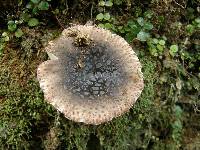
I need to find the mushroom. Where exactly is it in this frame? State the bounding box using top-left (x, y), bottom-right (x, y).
top-left (37, 25), bottom-right (144, 125)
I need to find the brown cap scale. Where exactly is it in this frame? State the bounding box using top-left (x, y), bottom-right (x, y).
top-left (37, 25), bottom-right (144, 125)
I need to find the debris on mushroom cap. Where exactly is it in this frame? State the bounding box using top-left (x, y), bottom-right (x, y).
top-left (37, 25), bottom-right (144, 125)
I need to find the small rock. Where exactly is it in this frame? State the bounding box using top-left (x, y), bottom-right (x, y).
top-left (93, 91), bottom-right (99, 95)
top-left (100, 91), bottom-right (105, 95)
top-left (92, 86), bottom-right (99, 91)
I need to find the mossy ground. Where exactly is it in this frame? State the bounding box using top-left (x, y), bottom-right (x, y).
top-left (0, 45), bottom-right (158, 149)
top-left (0, 0), bottom-right (200, 149)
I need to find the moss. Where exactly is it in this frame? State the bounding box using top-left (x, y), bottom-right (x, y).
top-left (0, 46), bottom-right (47, 148)
top-left (0, 36), bottom-right (158, 150)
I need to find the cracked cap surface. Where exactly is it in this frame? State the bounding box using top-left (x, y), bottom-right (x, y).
top-left (37, 25), bottom-right (144, 125)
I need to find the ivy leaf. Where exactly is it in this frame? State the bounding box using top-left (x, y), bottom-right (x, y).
top-left (137, 17), bottom-right (144, 26)
top-left (0, 44), bottom-right (5, 51)
top-left (195, 18), bottom-right (200, 24)
top-left (38, 1), bottom-right (49, 10)
top-left (127, 20), bottom-right (141, 34)
top-left (186, 24), bottom-right (195, 34)
top-left (20, 13), bottom-right (31, 22)
top-left (152, 38), bottom-right (158, 44)
top-left (158, 40), bottom-right (165, 46)
top-left (137, 31), bottom-right (150, 41)
top-left (2, 32), bottom-right (7, 36)
top-left (104, 13), bottom-right (111, 20)
top-left (157, 44), bottom-right (164, 52)
top-left (169, 44), bottom-right (178, 57)
top-left (118, 26), bottom-right (125, 33)
top-left (32, 7), bottom-right (39, 14)
top-left (127, 21), bottom-right (138, 29)
top-left (28, 18), bottom-right (39, 27)
top-left (104, 23), bottom-right (112, 29)
top-left (105, 1), bottom-right (113, 7)
top-left (8, 21), bottom-right (17, 32)
top-left (2, 32), bottom-right (9, 41)
top-left (144, 10), bottom-right (153, 19)
top-left (98, 23), bottom-right (105, 28)
top-left (96, 13), bottom-right (104, 20)
top-left (125, 33), bottom-right (135, 43)
top-left (15, 29), bottom-right (24, 38)
top-left (143, 22), bottom-right (153, 30)
top-left (98, 1), bottom-right (105, 6)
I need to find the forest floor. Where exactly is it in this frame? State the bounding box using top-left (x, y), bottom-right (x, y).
top-left (0, 0), bottom-right (200, 149)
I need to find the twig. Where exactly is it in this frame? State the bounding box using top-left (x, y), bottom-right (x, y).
top-left (90, 2), bottom-right (93, 20)
top-left (55, 15), bottom-right (65, 29)
top-left (50, 6), bottom-right (65, 29)
top-left (173, 0), bottom-right (185, 9)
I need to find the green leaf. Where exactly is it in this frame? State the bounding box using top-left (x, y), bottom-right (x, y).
top-left (159, 40), bottom-right (165, 46)
top-left (143, 22), bottom-right (153, 30)
top-left (124, 26), bottom-right (131, 32)
top-left (149, 48), bottom-right (158, 56)
top-left (129, 24), bottom-right (138, 30)
top-left (170, 45), bottom-right (178, 52)
top-left (98, 23), bottom-right (105, 28)
top-left (0, 43), bottom-right (5, 51)
top-left (144, 10), bottom-right (153, 19)
top-left (26, 2), bottom-right (33, 9)
top-left (134, 7), bottom-right (142, 17)
top-left (105, 1), bottom-right (113, 7)
top-left (117, 26), bottom-right (125, 33)
top-left (158, 16), bottom-right (165, 24)
top-left (169, 44), bottom-right (178, 57)
top-left (152, 38), bottom-right (158, 44)
top-left (118, 26), bottom-right (123, 30)
top-left (132, 27), bottom-right (141, 35)
top-left (195, 18), bottom-right (200, 24)
top-left (2, 32), bottom-right (8, 37)
top-left (104, 13), bottom-right (111, 20)
top-left (127, 20), bottom-right (141, 34)
top-left (186, 24), bottom-right (195, 34)
top-left (52, 9), bottom-right (59, 15)
top-left (38, 1), bottom-right (49, 10)
top-left (137, 17), bottom-right (144, 26)
top-left (20, 13), bottom-right (31, 22)
top-left (104, 23), bottom-right (112, 29)
top-left (7, 21), bottom-right (17, 32)
top-left (174, 105), bottom-right (183, 118)
top-left (127, 20), bottom-right (138, 28)
top-left (137, 31), bottom-right (150, 41)
top-left (99, 1), bottom-right (105, 6)
top-left (31, 0), bottom-right (40, 4)
top-left (172, 120), bottom-right (182, 129)
top-left (157, 44), bottom-right (163, 52)
top-left (125, 32), bottom-right (135, 43)
top-left (96, 13), bottom-right (104, 20)
top-left (32, 7), bottom-right (39, 14)
top-left (15, 29), bottom-right (24, 38)
top-left (3, 36), bottom-right (9, 42)
top-left (28, 18), bottom-right (39, 27)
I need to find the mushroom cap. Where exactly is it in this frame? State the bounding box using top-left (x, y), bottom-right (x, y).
top-left (37, 25), bottom-right (144, 125)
